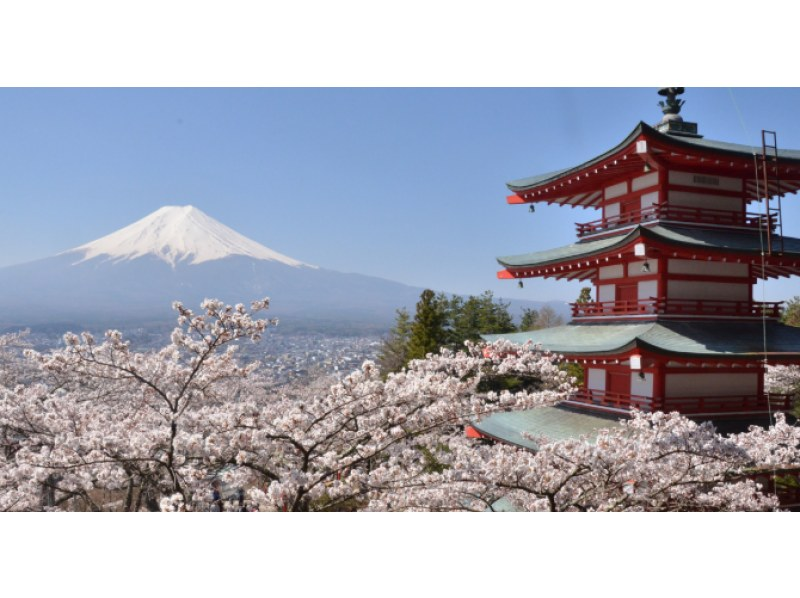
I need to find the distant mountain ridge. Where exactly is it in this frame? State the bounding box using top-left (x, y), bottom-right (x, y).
top-left (0, 206), bottom-right (569, 334)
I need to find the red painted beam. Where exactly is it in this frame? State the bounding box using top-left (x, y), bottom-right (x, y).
top-left (465, 426), bottom-right (485, 439)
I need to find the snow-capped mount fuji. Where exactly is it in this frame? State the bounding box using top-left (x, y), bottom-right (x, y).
top-left (0, 205), bottom-right (428, 333)
top-left (0, 205), bottom-right (568, 336)
top-left (67, 205), bottom-right (314, 268)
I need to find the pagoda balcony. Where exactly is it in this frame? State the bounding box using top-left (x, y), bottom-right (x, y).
top-left (567, 389), bottom-right (654, 412)
top-left (568, 389), bottom-right (794, 415)
top-left (571, 298), bottom-right (783, 320)
top-left (575, 203), bottom-right (777, 238)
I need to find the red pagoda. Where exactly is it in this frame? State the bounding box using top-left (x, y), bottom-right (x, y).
top-left (478, 88), bottom-right (800, 439)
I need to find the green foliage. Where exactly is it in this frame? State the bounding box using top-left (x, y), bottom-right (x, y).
top-left (576, 287), bottom-right (592, 304)
top-left (310, 491), bottom-right (365, 512)
top-left (448, 291), bottom-right (516, 349)
top-left (561, 362), bottom-right (584, 387)
top-left (780, 300), bottom-right (800, 417)
top-left (477, 375), bottom-right (526, 394)
top-left (519, 308), bottom-right (539, 332)
top-left (774, 473), bottom-right (800, 491)
top-left (418, 444), bottom-right (449, 474)
top-left (380, 289), bottom-right (520, 371)
top-left (377, 308), bottom-right (412, 374)
top-left (407, 290), bottom-right (449, 362)
top-left (782, 296), bottom-right (800, 327)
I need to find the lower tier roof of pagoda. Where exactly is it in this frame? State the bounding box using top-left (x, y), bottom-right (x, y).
top-left (497, 223), bottom-right (800, 281)
top-left (468, 405), bottom-right (782, 464)
top-left (483, 320), bottom-right (800, 362)
top-left (469, 405), bottom-right (622, 452)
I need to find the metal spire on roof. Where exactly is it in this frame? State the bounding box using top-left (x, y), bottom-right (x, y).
top-left (658, 87), bottom-right (685, 119)
top-left (655, 87), bottom-right (700, 138)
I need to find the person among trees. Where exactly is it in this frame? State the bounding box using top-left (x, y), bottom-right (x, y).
top-left (211, 479), bottom-right (224, 512)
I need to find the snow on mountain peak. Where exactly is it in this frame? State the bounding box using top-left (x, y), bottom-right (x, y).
top-left (67, 205), bottom-right (315, 268)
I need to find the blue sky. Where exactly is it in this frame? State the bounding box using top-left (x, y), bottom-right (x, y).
top-left (2, 87), bottom-right (800, 302)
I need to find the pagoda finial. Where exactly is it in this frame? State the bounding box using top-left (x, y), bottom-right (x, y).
top-left (658, 87), bottom-right (685, 119)
top-left (655, 87), bottom-right (700, 138)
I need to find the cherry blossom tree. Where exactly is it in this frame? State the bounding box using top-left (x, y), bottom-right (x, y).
top-left (210, 339), bottom-right (573, 511)
top-left (0, 299), bottom-right (275, 511)
top-left (0, 329), bottom-right (33, 387)
top-left (0, 300), bottom-right (573, 511)
top-left (765, 364), bottom-right (800, 419)
top-left (0, 330), bottom-right (36, 511)
top-left (367, 411), bottom-right (800, 511)
top-left (765, 364), bottom-right (800, 396)
top-left (2, 301), bottom-right (800, 512)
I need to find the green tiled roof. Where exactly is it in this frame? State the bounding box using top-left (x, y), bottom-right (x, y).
top-left (507, 123), bottom-right (644, 191)
top-left (497, 227), bottom-right (636, 268)
top-left (651, 225), bottom-right (800, 254)
top-left (472, 405), bottom-right (622, 451)
top-left (485, 323), bottom-right (650, 354)
top-left (639, 320), bottom-right (800, 357)
top-left (507, 167), bottom-right (574, 191)
top-left (507, 121), bottom-right (800, 192)
top-left (497, 224), bottom-right (800, 269)
top-left (672, 134), bottom-right (800, 160)
top-left (484, 321), bottom-right (800, 358)
top-left (486, 496), bottom-right (520, 512)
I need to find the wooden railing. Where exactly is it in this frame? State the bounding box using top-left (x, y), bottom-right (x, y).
top-left (663, 393), bottom-right (794, 414)
top-left (571, 298), bottom-right (783, 319)
top-left (568, 389), bottom-right (654, 412)
top-left (571, 299), bottom-right (658, 318)
top-left (568, 390), bottom-right (795, 415)
top-left (575, 203), bottom-right (777, 237)
top-left (656, 299), bottom-right (783, 318)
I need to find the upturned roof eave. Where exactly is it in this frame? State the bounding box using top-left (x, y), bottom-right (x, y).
top-left (483, 321), bottom-right (800, 360)
top-left (496, 224), bottom-right (800, 270)
top-left (496, 226), bottom-right (639, 269)
top-left (506, 121), bottom-right (800, 194)
top-left (506, 122), bottom-right (646, 193)
top-left (482, 324), bottom-right (649, 355)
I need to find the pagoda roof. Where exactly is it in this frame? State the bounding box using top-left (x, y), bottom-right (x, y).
top-left (471, 405), bottom-right (622, 451)
top-left (506, 122), bottom-right (800, 205)
top-left (497, 224), bottom-right (800, 280)
top-left (483, 320), bottom-right (800, 360)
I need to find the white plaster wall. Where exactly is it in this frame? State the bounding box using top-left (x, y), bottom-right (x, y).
top-left (599, 264), bottom-right (624, 280)
top-left (605, 181), bottom-right (628, 200)
top-left (668, 259), bottom-right (749, 277)
top-left (640, 191), bottom-right (659, 210)
top-left (667, 280), bottom-right (749, 301)
top-left (668, 190), bottom-right (743, 212)
top-left (587, 368), bottom-right (606, 391)
top-left (638, 279), bottom-right (658, 300)
top-left (632, 172), bottom-right (659, 191)
top-left (665, 373), bottom-right (758, 397)
top-left (604, 202), bottom-right (620, 219)
top-left (630, 372), bottom-right (654, 397)
top-left (668, 171), bottom-right (743, 192)
top-left (628, 260), bottom-right (659, 277)
top-left (598, 284), bottom-right (615, 303)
